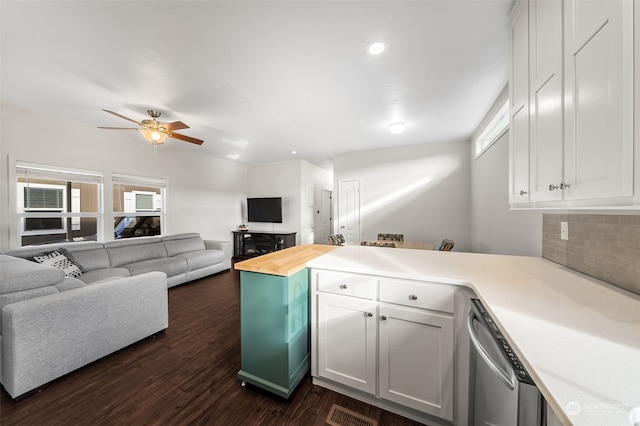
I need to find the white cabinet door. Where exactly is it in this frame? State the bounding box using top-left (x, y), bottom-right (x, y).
top-left (378, 304), bottom-right (454, 421)
top-left (529, 0), bottom-right (564, 202)
top-left (317, 293), bottom-right (377, 394)
top-left (508, 0), bottom-right (531, 204)
top-left (564, 0), bottom-right (634, 201)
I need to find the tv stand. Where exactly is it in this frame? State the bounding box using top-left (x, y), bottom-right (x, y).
top-left (232, 231), bottom-right (296, 260)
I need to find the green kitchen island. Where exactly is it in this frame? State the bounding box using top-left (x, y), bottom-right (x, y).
top-left (234, 244), bottom-right (335, 398)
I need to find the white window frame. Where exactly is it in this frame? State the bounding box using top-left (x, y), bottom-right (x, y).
top-left (10, 159), bottom-right (104, 248)
top-left (112, 172), bottom-right (167, 238)
top-left (475, 98), bottom-right (509, 159)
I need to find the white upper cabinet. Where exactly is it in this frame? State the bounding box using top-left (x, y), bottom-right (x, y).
top-left (529, 0), bottom-right (564, 202)
top-left (564, 0), bottom-right (634, 202)
top-left (508, 0), bottom-right (531, 204)
top-left (509, 0), bottom-right (636, 208)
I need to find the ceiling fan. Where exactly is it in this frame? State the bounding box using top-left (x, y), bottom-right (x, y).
top-left (98, 109), bottom-right (204, 145)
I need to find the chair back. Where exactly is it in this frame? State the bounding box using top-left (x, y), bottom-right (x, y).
top-left (328, 234), bottom-right (345, 246)
top-left (438, 239), bottom-right (454, 251)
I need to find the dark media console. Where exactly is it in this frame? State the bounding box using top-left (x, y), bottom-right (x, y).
top-left (232, 231), bottom-right (296, 260)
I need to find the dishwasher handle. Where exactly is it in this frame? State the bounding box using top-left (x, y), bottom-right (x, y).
top-left (467, 310), bottom-right (516, 391)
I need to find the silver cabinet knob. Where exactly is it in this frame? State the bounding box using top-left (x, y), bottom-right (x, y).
top-left (409, 294), bottom-right (418, 301)
top-left (560, 182), bottom-right (571, 190)
top-left (366, 312), bottom-right (373, 317)
top-left (380, 315), bottom-right (387, 321)
top-left (519, 190), bottom-right (528, 196)
top-left (339, 284), bottom-right (347, 289)
top-left (549, 184), bottom-right (559, 191)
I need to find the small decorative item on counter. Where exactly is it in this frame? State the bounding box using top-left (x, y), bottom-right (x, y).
top-left (238, 224), bottom-right (249, 231)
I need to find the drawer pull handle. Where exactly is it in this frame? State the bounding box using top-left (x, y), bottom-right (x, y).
top-left (380, 315), bottom-right (387, 321)
top-left (409, 294), bottom-right (418, 301)
top-left (366, 312), bottom-right (373, 317)
top-left (339, 284), bottom-right (348, 289)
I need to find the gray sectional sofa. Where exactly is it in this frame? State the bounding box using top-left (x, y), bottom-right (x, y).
top-left (0, 233), bottom-right (231, 399)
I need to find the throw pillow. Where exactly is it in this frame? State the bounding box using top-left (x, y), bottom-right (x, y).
top-left (32, 250), bottom-right (83, 278)
top-left (56, 247), bottom-right (87, 272)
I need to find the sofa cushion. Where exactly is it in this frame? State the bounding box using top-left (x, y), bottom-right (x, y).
top-left (177, 250), bottom-right (224, 272)
top-left (124, 257), bottom-right (186, 278)
top-left (162, 234), bottom-right (205, 257)
top-left (106, 239), bottom-right (166, 268)
top-left (64, 247), bottom-right (110, 272)
top-left (0, 286), bottom-right (59, 329)
top-left (54, 277), bottom-right (87, 292)
top-left (77, 268), bottom-right (131, 284)
top-left (0, 255), bottom-right (64, 293)
top-left (2, 241), bottom-right (103, 261)
top-left (32, 250), bottom-right (83, 278)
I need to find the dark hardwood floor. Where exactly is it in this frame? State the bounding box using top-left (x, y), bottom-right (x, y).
top-left (0, 269), bottom-right (422, 425)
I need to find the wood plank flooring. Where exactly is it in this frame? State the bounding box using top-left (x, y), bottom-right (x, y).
top-left (0, 269), bottom-right (422, 425)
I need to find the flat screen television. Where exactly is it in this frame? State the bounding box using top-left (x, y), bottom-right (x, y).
top-left (247, 197), bottom-right (283, 223)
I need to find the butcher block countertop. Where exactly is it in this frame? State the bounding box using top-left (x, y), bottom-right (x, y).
top-left (234, 244), bottom-right (336, 276)
top-left (307, 245), bottom-right (640, 426)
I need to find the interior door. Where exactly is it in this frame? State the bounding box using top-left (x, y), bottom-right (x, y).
top-left (337, 179), bottom-right (360, 244)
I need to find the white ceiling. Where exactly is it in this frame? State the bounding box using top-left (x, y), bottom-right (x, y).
top-left (1, 0), bottom-right (514, 170)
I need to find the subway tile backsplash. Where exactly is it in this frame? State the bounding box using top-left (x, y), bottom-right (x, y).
top-left (542, 214), bottom-right (640, 295)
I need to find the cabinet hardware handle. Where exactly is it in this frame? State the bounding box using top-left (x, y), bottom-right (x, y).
top-left (409, 294), bottom-right (418, 301)
top-left (366, 312), bottom-right (373, 317)
top-left (519, 190), bottom-right (528, 196)
top-left (339, 284), bottom-right (347, 289)
top-left (560, 182), bottom-right (571, 190)
top-left (548, 184), bottom-right (559, 191)
top-left (380, 315), bottom-right (387, 321)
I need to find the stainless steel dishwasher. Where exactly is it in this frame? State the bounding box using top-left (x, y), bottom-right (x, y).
top-left (467, 298), bottom-right (545, 426)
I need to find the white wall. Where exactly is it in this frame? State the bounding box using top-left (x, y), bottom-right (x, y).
top-left (246, 159), bottom-right (332, 245)
top-left (470, 131), bottom-right (542, 256)
top-left (333, 141), bottom-right (471, 251)
top-left (301, 161), bottom-right (333, 244)
top-left (0, 103), bottom-right (247, 250)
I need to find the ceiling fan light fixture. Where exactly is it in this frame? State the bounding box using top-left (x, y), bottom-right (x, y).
top-left (140, 128), bottom-right (168, 144)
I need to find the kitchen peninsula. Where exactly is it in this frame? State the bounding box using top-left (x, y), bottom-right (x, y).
top-left (307, 246), bottom-right (640, 426)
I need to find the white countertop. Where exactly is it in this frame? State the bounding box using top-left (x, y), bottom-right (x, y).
top-left (306, 246), bottom-right (640, 426)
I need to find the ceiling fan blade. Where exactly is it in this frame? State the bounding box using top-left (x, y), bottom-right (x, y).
top-left (164, 121), bottom-right (189, 132)
top-left (97, 126), bottom-right (138, 130)
top-left (102, 109), bottom-right (141, 125)
top-left (170, 132), bottom-right (204, 145)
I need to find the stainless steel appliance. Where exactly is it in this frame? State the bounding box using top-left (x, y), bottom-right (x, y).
top-left (468, 298), bottom-right (545, 426)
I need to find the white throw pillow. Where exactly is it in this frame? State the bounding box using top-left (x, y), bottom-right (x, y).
top-left (32, 250), bottom-right (83, 278)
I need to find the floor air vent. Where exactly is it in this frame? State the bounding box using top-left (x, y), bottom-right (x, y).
top-left (326, 404), bottom-right (378, 426)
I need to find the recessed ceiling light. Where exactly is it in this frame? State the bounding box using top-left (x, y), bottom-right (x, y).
top-left (291, 150), bottom-right (297, 155)
top-left (389, 122), bottom-right (405, 134)
top-left (368, 41), bottom-right (386, 55)
top-left (226, 154), bottom-right (239, 160)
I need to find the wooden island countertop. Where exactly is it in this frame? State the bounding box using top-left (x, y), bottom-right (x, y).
top-left (234, 244), bottom-right (336, 276)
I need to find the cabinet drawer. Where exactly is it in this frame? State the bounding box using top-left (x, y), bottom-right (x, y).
top-left (379, 279), bottom-right (454, 313)
top-left (315, 270), bottom-right (377, 299)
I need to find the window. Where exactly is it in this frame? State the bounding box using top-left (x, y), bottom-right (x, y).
top-left (15, 161), bottom-right (103, 246)
top-left (475, 99), bottom-right (509, 158)
top-left (112, 173), bottom-right (166, 239)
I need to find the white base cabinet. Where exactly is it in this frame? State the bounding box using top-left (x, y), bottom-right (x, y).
top-left (317, 293), bottom-right (377, 394)
top-left (311, 269), bottom-right (459, 424)
top-left (378, 304), bottom-right (453, 417)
